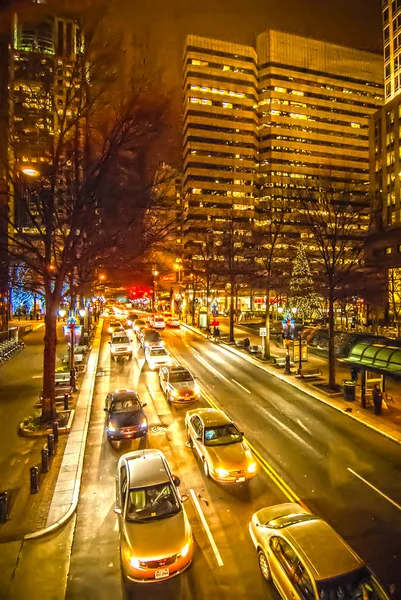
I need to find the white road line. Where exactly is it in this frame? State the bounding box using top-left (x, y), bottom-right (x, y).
top-left (32, 375), bottom-right (42, 379)
top-left (194, 354), bottom-right (231, 384)
top-left (347, 468), bottom-right (401, 512)
top-left (231, 378), bottom-right (251, 394)
top-left (189, 488), bottom-right (224, 567)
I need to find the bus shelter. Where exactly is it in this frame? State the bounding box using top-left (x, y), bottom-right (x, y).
top-left (340, 343), bottom-right (401, 408)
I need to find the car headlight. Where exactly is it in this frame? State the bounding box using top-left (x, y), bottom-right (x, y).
top-left (170, 389), bottom-right (179, 397)
top-left (129, 557), bottom-right (140, 569)
top-left (141, 417), bottom-right (147, 429)
top-left (126, 320), bottom-right (132, 326)
top-left (180, 538), bottom-right (192, 558)
top-left (194, 383), bottom-right (200, 395)
top-left (108, 327), bottom-right (113, 333)
top-left (108, 423), bottom-right (116, 432)
top-left (215, 467), bottom-right (230, 477)
top-left (247, 462), bottom-right (257, 474)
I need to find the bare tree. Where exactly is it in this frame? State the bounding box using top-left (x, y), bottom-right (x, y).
top-left (252, 197), bottom-right (292, 358)
top-left (2, 13), bottom-right (170, 421)
top-left (299, 178), bottom-right (374, 389)
top-left (388, 268), bottom-right (401, 336)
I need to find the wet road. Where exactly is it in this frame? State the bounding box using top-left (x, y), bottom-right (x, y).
top-left (66, 319), bottom-right (401, 599)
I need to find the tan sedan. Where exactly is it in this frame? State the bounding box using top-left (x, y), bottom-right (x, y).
top-left (185, 408), bottom-right (257, 483)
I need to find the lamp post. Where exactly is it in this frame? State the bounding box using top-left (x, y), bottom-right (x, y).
top-left (152, 270), bottom-right (159, 312)
top-left (58, 308), bottom-right (66, 322)
top-left (69, 322), bottom-right (76, 389)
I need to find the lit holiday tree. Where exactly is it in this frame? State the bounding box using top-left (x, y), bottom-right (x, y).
top-left (288, 243), bottom-right (322, 322)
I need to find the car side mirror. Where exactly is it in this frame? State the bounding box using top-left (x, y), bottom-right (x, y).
top-left (103, 407), bottom-right (108, 412)
top-left (196, 436), bottom-right (202, 442)
top-left (194, 375), bottom-right (198, 379)
top-left (142, 403), bottom-right (147, 408)
top-left (172, 474), bottom-right (181, 487)
top-left (181, 493), bottom-right (189, 502)
top-left (108, 341), bottom-right (111, 344)
top-left (240, 431), bottom-right (244, 436)
top-left (114, 507), bottom-right (122, 515)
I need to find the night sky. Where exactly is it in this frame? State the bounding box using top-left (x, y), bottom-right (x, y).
top-left (110, 0), bottom-right (383, 86)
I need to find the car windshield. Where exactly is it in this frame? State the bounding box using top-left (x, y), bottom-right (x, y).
top-left (318, 567), bottom-right (389, 600)
top-left (150, 349), bottom-right (168, 356)
top-left (169, 372), bottom-right (193, 383)
top-left (111, 396), bottom-right (141, 412)
top-left (112, 337), bottom-right (130, 344)
top-left (204, 424), bottom-right (242, 446)
top-left (126, 482), bottom-right (181, 522)
top-left (134, 320), bottom-right (145, 326)
top-left (110, 322), bottom-right (121, 327)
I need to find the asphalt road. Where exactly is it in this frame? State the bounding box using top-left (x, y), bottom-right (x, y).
top-left (65, 319), bottom-right (401, 599)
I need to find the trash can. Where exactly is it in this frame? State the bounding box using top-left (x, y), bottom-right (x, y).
top-left (343, 380), bottom-right (356, 402)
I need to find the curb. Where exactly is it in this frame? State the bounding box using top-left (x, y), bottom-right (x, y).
top-left (182, 323), bottom-right (401, 448)
top-left (24, 319), bottom-right (103, 540)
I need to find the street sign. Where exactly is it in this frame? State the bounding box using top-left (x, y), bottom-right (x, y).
top-left (259, 327), bottom-right (267, 337)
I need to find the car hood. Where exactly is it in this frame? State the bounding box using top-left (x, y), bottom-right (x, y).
top-left (109, 411), bottom-right (144, 428)
top-left (170, 381), bottom-right (195, 392)
top-left (206, 442), bottom-right (250, 470)
top-left (122, 510), bottom-right (191, 560)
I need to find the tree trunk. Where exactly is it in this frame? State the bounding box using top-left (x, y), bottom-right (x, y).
top-left (191, 280), bottom-right (197, 327)
top-left (264, 286), bottom-right (271, 360)
top-left (206, 276), bottom-right (210, 329)
top-left (328, 291), bottom-right (336, 389)
top-left (41, 292), bottom-right (58, 423)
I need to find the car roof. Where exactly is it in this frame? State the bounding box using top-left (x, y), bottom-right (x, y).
top-left (283, 518), bottom-right (364, 581)
top-left (112, 389), bottom-right (139, 398)
top-left (125, 449), bottom-right (170, 488)
top-left (197, 408), bottom-right (232, 427)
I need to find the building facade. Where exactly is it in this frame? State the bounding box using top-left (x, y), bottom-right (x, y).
top-left (369, 0), bottom-right (401, 322)
top-left (182, 31), bottom-right (383, 313)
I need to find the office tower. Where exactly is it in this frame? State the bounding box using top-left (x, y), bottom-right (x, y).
top-left (183, 35), bottom-right (259, 247)
top-left (370, 1), bottom-right (401, 272)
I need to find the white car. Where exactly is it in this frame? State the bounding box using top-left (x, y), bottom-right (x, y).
top-left (166, 317), bottom-right (180, 328)
top-left (109, 333), bottom-right (132, 361)
top-left (153, 316), bottom-right (166, 330)
top-left (145, 347), bottom-right (172, 370)
top-left (108, 321), bottom-right (123, 335)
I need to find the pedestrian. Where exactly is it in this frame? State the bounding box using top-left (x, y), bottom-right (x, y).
top-left (372, 384), bottom-right (383, 416)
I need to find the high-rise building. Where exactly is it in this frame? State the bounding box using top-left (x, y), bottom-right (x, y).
top-left (183, 35), bottom-right (258, 246)
top-left (183, 31), bottom-right (383, 288)
top-left (370, 2), bottom-right (401, 264)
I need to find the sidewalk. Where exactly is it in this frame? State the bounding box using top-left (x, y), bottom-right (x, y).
top-left (0, 319), bottom-right (102, 542)
top-left (184, 320), bottom-right (401, 446)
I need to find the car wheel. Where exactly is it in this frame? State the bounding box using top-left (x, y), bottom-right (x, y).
top-left (258, 550), bottom-right (271, 581)
top-left (203, 458), bottom-right (210, 478)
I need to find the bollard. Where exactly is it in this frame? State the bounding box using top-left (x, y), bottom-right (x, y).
top-left (52, 421), bottom-right (59, 444)
top-left (47, 433), bottom-right (55, 456)
top-left (30, 466), bottom-right (39, 494)
top-left (41, 447), bottom-right (50, 473)
top-left (0, 491), bottom-right (9, 523)
top-left (64, 393), bottom-right (69, 411)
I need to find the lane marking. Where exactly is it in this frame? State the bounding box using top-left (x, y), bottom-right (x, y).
top-left (194, 354), bottom-right (231, 385)
top-left (231, 378), bottom-right (251, 394)
top-left (347, 468), bottom-right (401, 512)
top-left (199, 386), bottom-right (308, 510)
top-left (189, 488), bottom-right (224, 567)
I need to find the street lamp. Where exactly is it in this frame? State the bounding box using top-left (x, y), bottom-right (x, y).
top-left (58, 308), bottom-right (66, 322)
top-left (21, 166), bottom-right (40, 178)
top-left (174, 262), bottom-right (182, 283)
top-left (152, 270), bottom-right (159, 312)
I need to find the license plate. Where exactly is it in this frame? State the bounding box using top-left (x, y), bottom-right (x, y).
top-left (124, 433), bottom-right (133, 438)
top-left (155, 568), bottom-right (169, 579)
top-left (236, 476), bottom-right (246, 483)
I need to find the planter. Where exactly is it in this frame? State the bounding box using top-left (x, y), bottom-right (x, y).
top-left (19, 409), bottom-right (75, 437)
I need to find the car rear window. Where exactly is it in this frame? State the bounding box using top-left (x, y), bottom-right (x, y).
top-left (112, 337), bottom-right (130, 344)
top-left (110, 322), bottom-right (121, 327)
top-left (111, 397), bottom-right (141, 412)
top-left (150, 349), bottom-right (168, 356)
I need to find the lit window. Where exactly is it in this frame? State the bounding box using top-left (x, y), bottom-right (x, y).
top-left (351, 122), bottom-right (361, 129)
top-left (386, 247), bottom-right (392, 254)
top-left (222, 102), bottom-right (233, 108)
top-left (271, 110), bottom-right (281, 116)
top-left (290, 113), bottom-right (307, 120)
top-left (223, 65), bottom-right (230, 71)
top-left (291, 90), bottom-right (304, 96)
top-left (192, 59), bottom-right (208, 66)
top-left (192, 188), bottom-right (201, 194)
top-left (274, 87), bottom-right (287, 93)
top-left (201, 99), bottom-right (212, 105)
